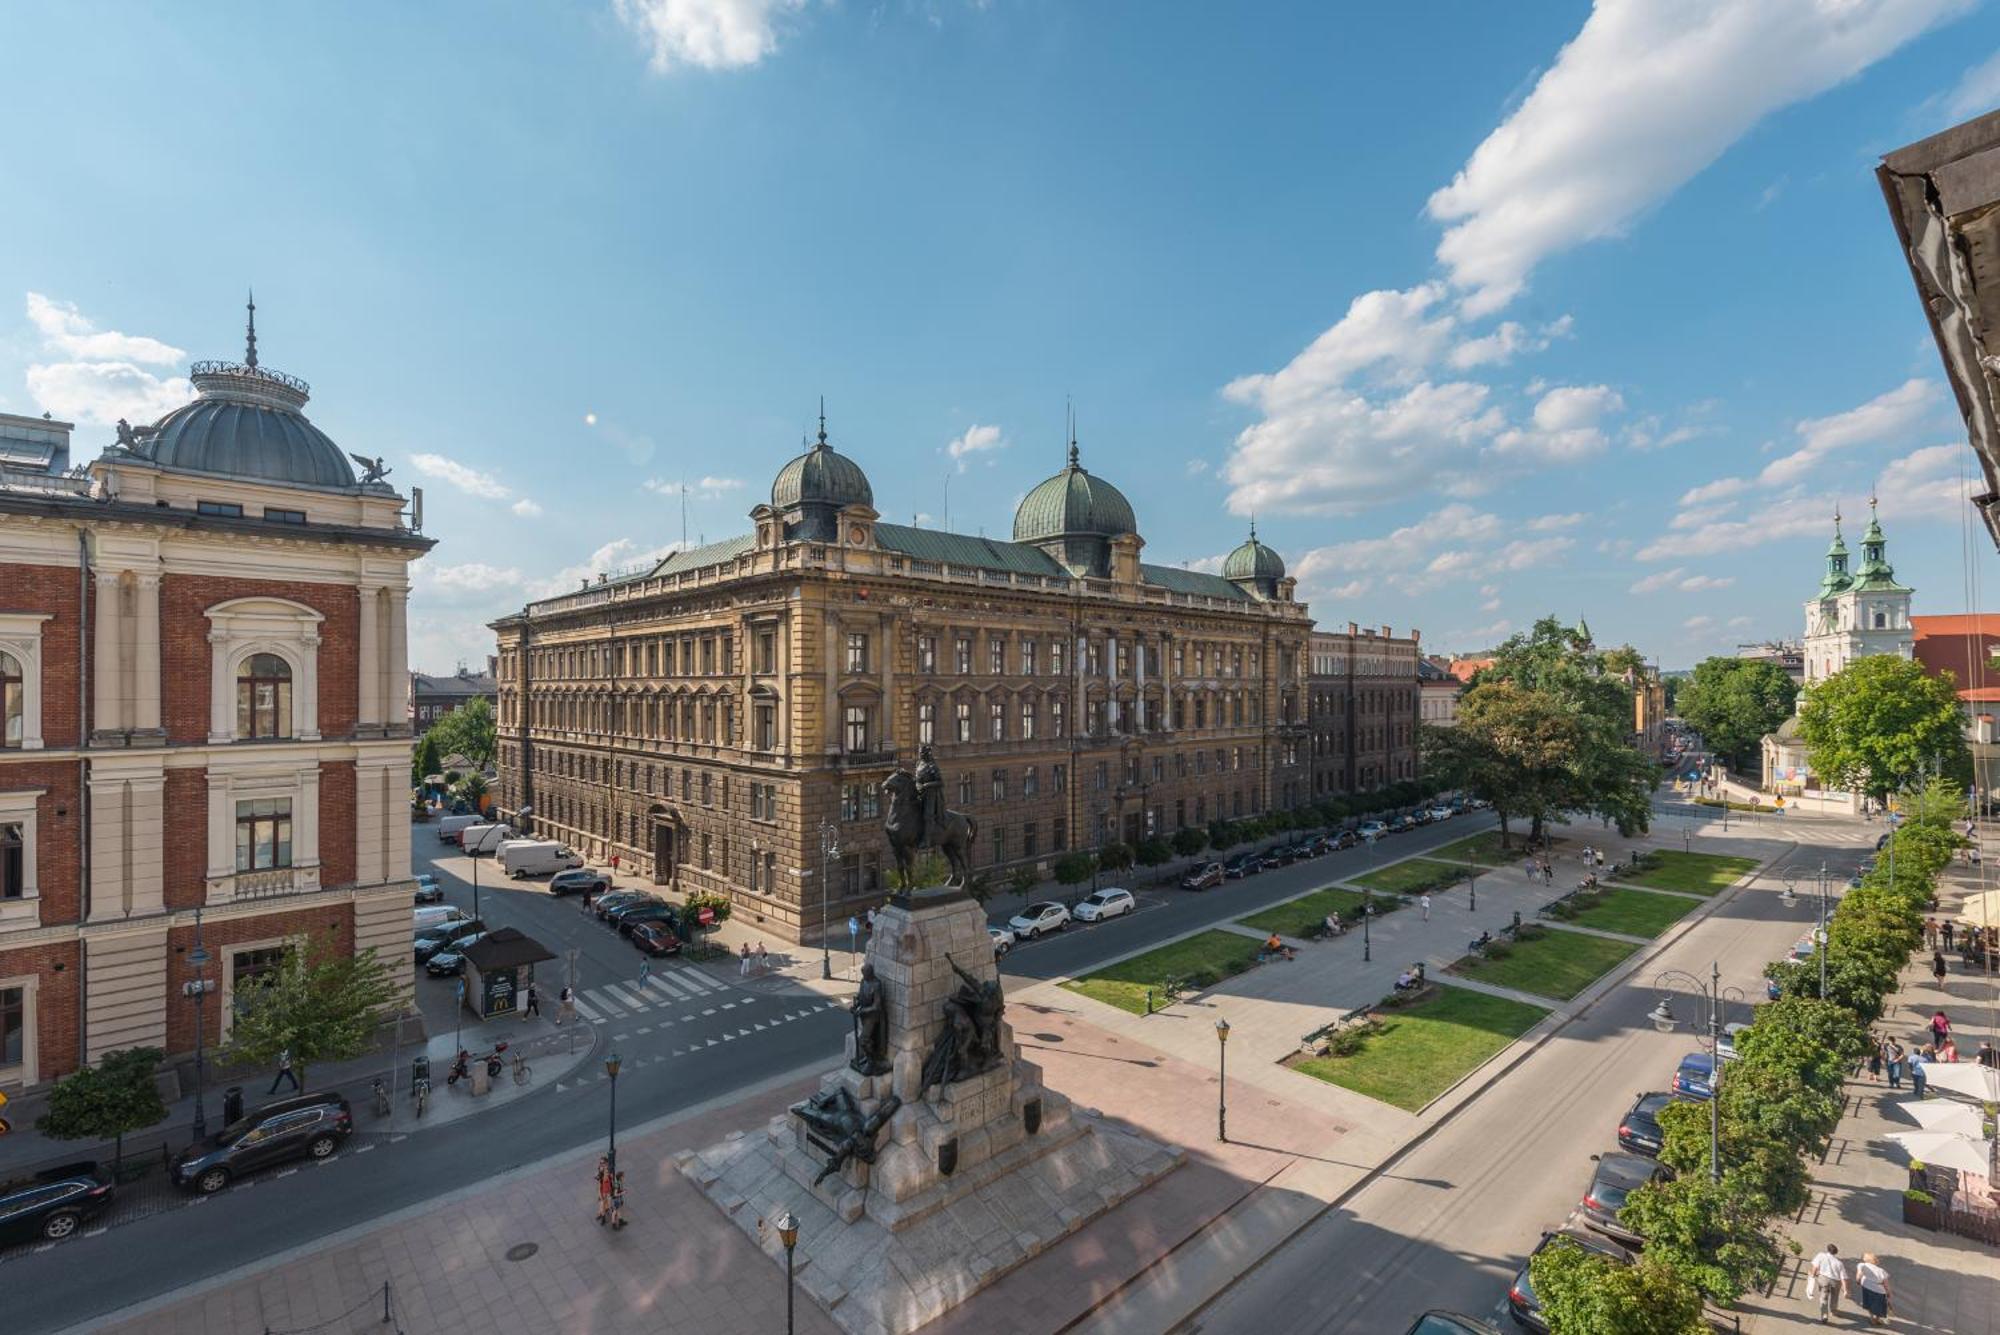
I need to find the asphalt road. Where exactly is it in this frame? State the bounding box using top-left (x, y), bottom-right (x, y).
top-left (1177, 818), bottom-right (1875, 1335)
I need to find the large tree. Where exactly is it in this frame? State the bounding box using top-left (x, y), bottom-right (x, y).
top-left (424, 696), bottom-right (498, 771)
top-left (1528, 1244), bottom-right (1707, 1335)
top-left (35, 1046), bottom-right (169, 1174)
top-left (1676, 657), bottom-right (1798, 771)
top-left (1796, 654), bottom-right (1969, 802)
top-left (222, 942), bottom-right (405, 1091)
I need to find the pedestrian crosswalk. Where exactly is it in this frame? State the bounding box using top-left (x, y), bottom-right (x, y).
top-left (567, 963), bottom-right (744, 1024)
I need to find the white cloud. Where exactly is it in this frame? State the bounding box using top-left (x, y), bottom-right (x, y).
top-left (1639, 492), bottom-right (1834, 561)
top-left (1183, 554), bottom-right (1229, 576)
top-left (1728, 616), bottom-right (1754, 630)
top-left (1875, 442), bottom-right (1969, 521)
top-left (21, 292), bottom-right (190, 426)
top-left (1224, 285), bottom-right (1456, 410)
top-left (946, 424), bottom-right (1006, 471)
top-left (1425, 0), bottom-right (1965, 314)
top-left (1679, 476), bottom-right (1750, 507)
top-left (1681, 574), bottom-right (1735, 591)
top-left (1683, 615), bottom-right (1716, 632)
top-left (613, 0), bottom-right (804, 72)
top-left (426, 562), bottom-right (523, 592)
top-left (1632, 569), bottom-right (1734, 594)
top-left (696, 475), bottom-right (744, 496)
top-left (1630, 567), bottom-right (1688, 594)
top-left (526, 537), bottom-right (685, 599)
top-left (1759, 378), bottom-right (1938, 486)
top-left (1185, 459), bottom-right (1209, 476)
top-left (411, 453), bottom-right (511, 501)
top-left (1447, 618), bottom-right (1514, 646)
top-left (1944, 48), bottom-right (2000, 120)
top-left (1447, 315), bottom-right (1573, 369)
top-left (511, 498), bottom-right (544, 518)
top-left (1488, 384), bottom-right (1624, 463)
top-left (1293, 502), bottom-right (1573, 596)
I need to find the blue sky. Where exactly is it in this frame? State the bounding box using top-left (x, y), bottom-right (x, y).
top-left (3, 1), bottom-right (1998, 670)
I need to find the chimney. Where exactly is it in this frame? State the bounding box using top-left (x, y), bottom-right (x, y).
top-left (1348, 621), bottom-right (1359, 636)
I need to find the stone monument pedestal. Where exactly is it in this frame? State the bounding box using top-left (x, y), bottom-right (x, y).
top-left (680, 889), bottom-right (1182, 1335)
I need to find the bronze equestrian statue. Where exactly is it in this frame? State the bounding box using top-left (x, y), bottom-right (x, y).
top-left (881, 743), bottom-right (978, 890)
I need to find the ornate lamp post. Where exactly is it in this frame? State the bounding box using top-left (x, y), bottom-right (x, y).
top-left (1648, 960), bottom-right (1742, 1182)
top-left (819, 821), bottom-right (839, 980)
top-left (1466, 847), bottom-right (1478, 912)
top-left (1815, 861), bottom-right (1831, 997)
top-left (1214, 1017), bottom-right (1231, 1143)
top-left (187, 908), bottom-right (211, 1141)
top-left (1362, 883), bottom-right (1373, 963)
top-left (776, 1209), bottom-right (800, 1335)
top-left (604, 1052), bottom-right (622, 1177)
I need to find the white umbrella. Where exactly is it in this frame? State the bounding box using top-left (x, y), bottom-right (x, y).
top-left (1896, 1098), bottom-right (1990, 1139)
top-left (1920, 1061), bottom-right (2000, 1103)
top-left (1883, 1130), bottom-right (1996, 1175)
top-left (1954, 888), bottom-right (2000, 925)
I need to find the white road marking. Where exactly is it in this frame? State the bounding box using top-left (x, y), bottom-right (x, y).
top-left (636, 1027), bottom-right (653, 1035)
top-left (275, 1169), bottom-right (297, 1179)
top-left (702, 1008), bottom-right (717, 1016)
top-left (354, 1144), bottom-right (375, 1154)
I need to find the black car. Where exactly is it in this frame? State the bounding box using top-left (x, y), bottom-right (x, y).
top-left (0, 1162), bottom-right (114, 1244)
top-left (412, 873), bottom-right (444, 905)
top-left (170, 1093), bottom-right (353, 1195)
top-left (1579, 1153), bottom-right (1670, 1243)
top-left (602, 895), bottom-right (667, 929)
top-left (1617, 1091), bottom-right (1674, 1157)
top-left (414, 921), bottom-right (484, 964)
top-left (1508, 1228), bottom-right (1636, 1331)
top-left (424, 932), bottom-right (486, 976)
top-left (615, 903), bottom-right (683, 937)
top-left (1387, 814), bottom-right (1415, 833)
top-left (593, 890), bottom-right (655, 920)
top-left (1404, 1314), bottom-right (1501, 1335)
top-left (1222, 852), bottom-right (1266, 879)
top-left (1262, 845), bottom-right (1299, 867)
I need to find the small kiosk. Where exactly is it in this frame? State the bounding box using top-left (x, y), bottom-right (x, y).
top-left (461, 927), bottom-right (556, 1019)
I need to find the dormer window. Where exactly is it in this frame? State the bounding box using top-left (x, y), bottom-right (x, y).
top-left (197, 500), bottom-right (244, 517)
top-left (263, 507), bottom-right (307, 525)
top-left (238, 653), bottom-right (294, 739)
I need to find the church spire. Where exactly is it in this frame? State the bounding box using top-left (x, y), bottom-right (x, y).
top-left (244, 289), bottom-right (258, 368)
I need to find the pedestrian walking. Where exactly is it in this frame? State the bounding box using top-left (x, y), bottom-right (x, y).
top-left (865, 907), bottom-right (877, 936)
top-left (1866, 1031), bottom-right (1882, 1082)
top-left (1932, 950), bottom-right (1949, 988)
top-left (1929, 1009), bottom-right (1951, 1047)
top-left (268, 1047), bottom-right (299, 1094)
top-left (595, 1156), bottom-right (614, 1226)
top-left (1975, 1038), bottom-right (1997, 1068)
top-left (1420, 894), bottom-right (1431, 922)
top-left (1853, 1252), bottom-right (1891, 1325)
top-left (1807, 1243), bottom-right (1847, 1322)
top-left (1909, 1046), bottom-right (1930, 1099)
top-left (739, 942), bottom-right (753, 977)
top-left (607, 1169), bottom-right (628, 1230)
top-left (1582, 844), bottom-right (1593, 866)
top-left (524, 983), bottom-right (541, 1019)
top-left (1884, 1038), bottom-right (1905, 1090)
top-left (754, 941), bottom-right (769, 974)
top-left (557, 985), bottom-right (575, 1026)
top-left (1942, 919), bottom-right (1955, 950)
top-left (1543, 862), bottom-right (1554, 885)
top-left (1924, 917), bottom-right (1939, 948)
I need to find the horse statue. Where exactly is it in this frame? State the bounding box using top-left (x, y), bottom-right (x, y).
top-left (881, 767), bottom-right (979, 891)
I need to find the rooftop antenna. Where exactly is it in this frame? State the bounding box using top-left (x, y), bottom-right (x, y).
top-left (244, 289), bottom-right (258, 368)
top-left (1067, 398), bottom-right (1079, 468)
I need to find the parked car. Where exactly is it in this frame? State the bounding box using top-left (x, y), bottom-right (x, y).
top-left (1008, 901), bottom-right (1070, 940)
top-left (1357, 820), bottom-right (1388, 840)
top-left (593, 889), bottom-right (654, 919)
top-left (548, 868), bottom-right (612, 898)
top-left (630, 922), bottom-right (682, 956)
top-left (501, 841), bottom-right (585, 878)
top-left (1181, 862), bottom-right (1225, 891)
top-left (1616, 1091), bottom-right (1674, 1156)
top-left (413, 904), bottom-right (468, 935)
top-left (1331, 829), bottom-right (1360, 849)
top-left (1074, 888), bottom-right (1136, 923)
top-left (1404, 1314), bottom-right (1502, 1335)
top-left (1409, 809), bottom-right (1433, 827)
top-left (1387, 814), bottom-right (1415, 833)
top-left (1671, 1051), bottom-right (1718, 1100)
top-left (988, 925), bottom-right (1015, 957)
top-left (1222, 852), bottom-right (1266, 879)
top-left (170, 1093), bottom-right (354, 1195)
top-left (1507, 1228), bottom-right (1636, 1331)
top-left (414, 921), bottom-right (483, 963)
top-left (412, 873), bottom-right (444, 905)
top-left (1715, 1022), bottom-right (1751, 1062)
top-left (0, 1162), bottom-right (114, 1244)
top-left (435, 814), bottom-right (480, 843)
top-left (425, 932), bottom-right (486, 976)
top-left (1579, 1153), bottom-right (1670, 1243)
top-left (614, 903), bottom-right (682, 937)
top-left (1427, 805), bottom-right (1455, 822)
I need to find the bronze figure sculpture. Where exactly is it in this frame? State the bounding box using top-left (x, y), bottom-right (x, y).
top-left (849, 962), bottom-right (890, 1075)
top-left (918, 953), bottom-right (1005, 1096)
top-left (790, 1086), bottom-right (904, 1187)
top-left (882, 745), bottom-right (979, 890)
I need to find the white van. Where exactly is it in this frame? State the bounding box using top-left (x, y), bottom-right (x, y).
top-left (460, 823), bottom-right (514, 855)
top-left (436, 814), bottom-right (480, 843)
top-left (501, 841), bottom-right (585, 878)
top-left (414, 905), bottom-right (465, 934)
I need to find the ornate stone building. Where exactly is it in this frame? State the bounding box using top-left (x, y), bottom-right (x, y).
top-left (1306, 625), bottom-right (1421, 799)
top-left (492, 425), bottom-right (1311, 943)
top-left (0, 315), bottom-right (427, 1091)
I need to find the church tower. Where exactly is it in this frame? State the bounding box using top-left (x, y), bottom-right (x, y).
top-left (1802, 500), bottom-right (1913, 684)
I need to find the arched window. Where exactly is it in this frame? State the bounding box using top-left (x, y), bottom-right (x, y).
top-left (0, 651), bottom-right (20, 748)
top-left (236, 653), bottom-right (293, 739)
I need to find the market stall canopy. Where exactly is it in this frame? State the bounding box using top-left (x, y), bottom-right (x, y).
top-left (1921, 1061), bottom-right (2000, 1103)
top-left (1896, 1098), bottom-right (1990, 1140)
top-left (1885, 1130), bottom-right (1996, 1176)
top-left (463, 927), bottom-right (555, 972)
top-left (1952, 888), bottom-right (2000, 925)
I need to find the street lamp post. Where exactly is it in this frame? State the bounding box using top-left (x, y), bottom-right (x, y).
top-left (188, 908), bottom-right (211, 1141)
top-left (1362, 883), bottom-right (1373, 962)
top-left (819, 821), bottom-right (838, 980)
top-left (1214, 1017), bottom-right (1230, 1142)
top-left (776, 1210), bottom-right (800, 1335)
top-left (1649, 960), bottom-right (1742, 1183)
top-left (1467, 849), bottom-right (1478, 912)
top-left (1815, 861), bottom-right (1830, 997)
top-left (604, 1052), bottom-right (622, 1178)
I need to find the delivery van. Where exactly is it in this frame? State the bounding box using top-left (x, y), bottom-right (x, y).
top-left (459, 823), bottom-right (514, 855)
top-left (501, 841), bottom-right (585, 878)
top-left (436, 814), bottom-right (480, 843)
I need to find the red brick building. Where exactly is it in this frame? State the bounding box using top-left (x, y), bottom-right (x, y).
top-left (0, 321), bottom-right (430, 1092)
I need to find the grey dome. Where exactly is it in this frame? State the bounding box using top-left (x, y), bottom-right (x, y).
top-left (139, 360), bottom-right (357, 490)
top-left (1223, 529), bottom-right (1285, 581)
top-left (772, 436), bottom-right (873, 510)
top-left (1012, 445), bottom-right (1137, 543)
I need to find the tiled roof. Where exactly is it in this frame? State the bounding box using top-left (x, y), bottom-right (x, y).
top-left (646, 534), bottom-right (758, 578)
top-left (1139, 563), bottom-right (1250, 601)
top-left (874, 524), bottom-right (1066, 576)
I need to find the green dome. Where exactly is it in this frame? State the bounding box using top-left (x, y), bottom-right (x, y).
top-left (1223, 528), bottom-right (1285, 582)
top-left (772, 428), bottom-right (873, 510)
top-left (1012, 445), bottom-right (1137, 543)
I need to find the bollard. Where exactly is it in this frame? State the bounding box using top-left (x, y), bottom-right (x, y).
top-left (1145, 989), bottom-right (1154, 1015)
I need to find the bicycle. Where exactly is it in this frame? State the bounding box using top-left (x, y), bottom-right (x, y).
top-left (372, 1077), bottom-right (392, 1119)
top-left (512, 1052), bottom-right (532, 1086)
top-left (413, 1077), bottom-right (431, 1118)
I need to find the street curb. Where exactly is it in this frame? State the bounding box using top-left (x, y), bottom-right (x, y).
top-left (72, 1055), bottom-right (836, 1335)
top-left (1082, 832), bottom-right (1806, 1334)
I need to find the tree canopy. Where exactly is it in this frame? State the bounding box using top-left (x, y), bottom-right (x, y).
top-left (222, 941), bottom-right (405, 1090)
top-left (1676, 657), bottom-right (1798, 770)
top-left (1529, 1244), bottom-right (1707, 1335)
top-left (1797, 655), bottom-right (1969, 801)
top-left (35, 1046), bottom-right (169, 1172)
top-left (423, 696), bottom-right (497, 771)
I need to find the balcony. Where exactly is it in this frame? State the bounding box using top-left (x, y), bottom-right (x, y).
top-left (207, 865), bottom-right (322, 904)
top-left (832, 749), bottom-right (898, 770)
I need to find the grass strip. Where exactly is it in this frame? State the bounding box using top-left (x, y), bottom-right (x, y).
top-left (1058, 929), bottom-right (1265, 1016)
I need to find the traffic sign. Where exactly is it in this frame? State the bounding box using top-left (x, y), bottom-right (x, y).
top-left (847, 916), bottom-right (859, 938)
top-left (697, 906), bottom-right (715, 926)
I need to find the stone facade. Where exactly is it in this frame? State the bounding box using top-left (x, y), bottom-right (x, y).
top-left (0, 345), bottom-right (429, 1093)
top-left (1307, 624), bottom-right (1421, 800)
top-left (493, 429), bottom-right (1312, 944)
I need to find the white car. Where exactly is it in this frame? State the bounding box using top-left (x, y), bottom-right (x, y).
top-left (1357, 820), bottom-right (1388, 840)
top-left (1073, 888), bottom-right (1136, 923)
top-left (987, 925), bottom-right (1015, 957)
top-left (1426, 806), bottom-right (1454, 822)
top-left (1008, 901), bottom-right (1070, 940)
top-left (1716, 1021), bottom-right (1752, 1062)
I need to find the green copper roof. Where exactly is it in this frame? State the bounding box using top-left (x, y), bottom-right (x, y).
top-left (1222, 527), bottom-right (1285, 582)
top-left (772, 433), bottom-right (873, 510)
top-left (875, 523), bottom-right (1066, 576)
top-left (1141, 563), bottom-right (1250, 601)
top-left (1012, 444), bottom-right (1137, 543)
top-left (647, 533), bottom-right (757, 577)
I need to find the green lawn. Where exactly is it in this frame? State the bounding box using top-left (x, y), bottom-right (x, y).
top-left (1612, 850), bottom-right (1760, 896)
top-left (1431, 830), bottom-right (1560, 866)
top-left (1237, 887), bottom-right (1371, 938)
top-left (1348, 859), bottom-right (1466, 896)
top-left (1451, 928), bottom-right (1640, 1000)
top-left (1290, 985), bottom-right (1548, 1111)
top-left (1058, 929), bottom-right (1265, 1015)
top-left (1562, 886), bottom-right (1698, 938)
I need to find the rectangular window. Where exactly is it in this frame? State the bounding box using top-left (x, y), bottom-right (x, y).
top-left (0, 985), bottom-right (21, 1067)
top-left (1052, 764), bottom-right (1066, 794)
top-left (1051, 697), bottom-right (1065, 737)
top-left (846, 633), bottom-right (869, 674)
top-left (233, 798), bottom-right (293, 871)
top-left (1151, 756), bottom-right (1164, 783)
top-left (701, 773), bottom-right (713, 805)
top-left (1022, 765), bottom-right (1038, 797)
top-left (757, 632), bottom-right (777, 675)
top-left (1, 824), bottom-right (22, 901)
top-left (699, 638), bottom-right (714, 675)
top-left (989, 638), bottom-right (1006, 675)
top-left (1087, 699), bottom-right (1105, 735)
top-left (196, 500), bottom-right (243, 517)
top-left (1116, 643), bottom-right (1130, 678)
top-left (991, 825), bottom-right (1006, 866)
top-left (1019, 699), bottom-right (1035, 740)
top-left (918, 635), bottom-right (937, 674)
top-left (1094, 762), bottom-right (1108, 792)
top-left (701, 833), bottom-right (712, 869)
top-left (755, 702), bottom-right (777, 750)
top-left (1020, 640), bottom-right (1037, 676)
top-left (1052, 816), bottom-right (1067, 852)
top-left (955, 637), bottom-right (972, 675)
top-left (1087, 641), bottom-right (1102, 677)
top-left (262, 507), bottom-right (306, 525)
top-left (1051, 641), bottom-right (1067, 676)
top-left (918, 702), bottom-right (935, 746)
top-left (989, 700), bottom-right (1004, 741)
top-left (958, 774), bottom-right (975, 806)
top-left (991, 769), bottom-right (1006, 802)
top-left (844, 705), bottom-right (870, 753)
top-left (1022, 823), bottom-right (1038, 858)
top-left (955, 702), bottom-right (972, 743)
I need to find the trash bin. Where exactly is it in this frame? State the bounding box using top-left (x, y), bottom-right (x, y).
top-left (222, 1086), bottom-right (244, 1125)
top-left (411, 1054), bottom-right (430, 1087)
